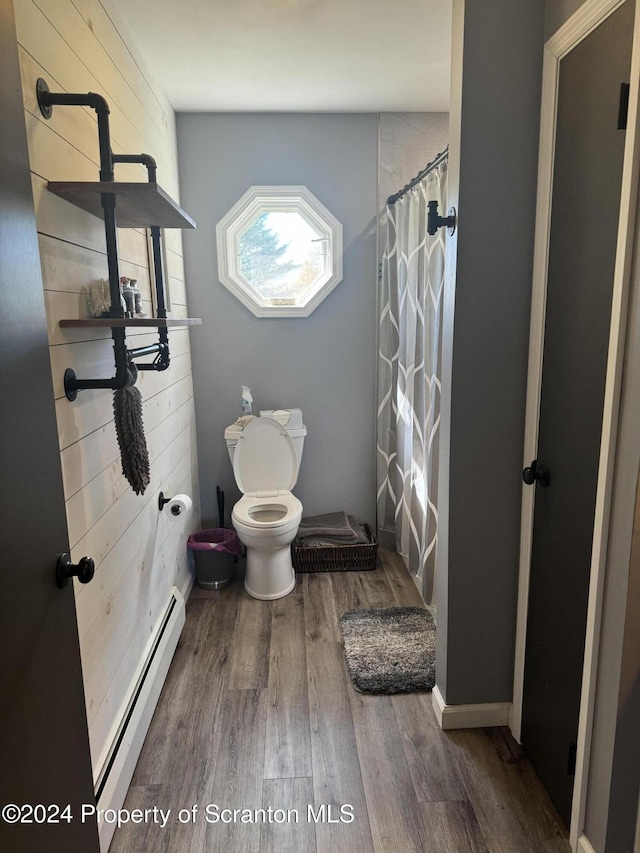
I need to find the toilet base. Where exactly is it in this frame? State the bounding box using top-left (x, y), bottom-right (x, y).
top-left (244, 544), bottom-right (296, 600)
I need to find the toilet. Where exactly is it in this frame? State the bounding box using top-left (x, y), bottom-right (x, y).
top-left (224, 409), bottom-right (307, 600)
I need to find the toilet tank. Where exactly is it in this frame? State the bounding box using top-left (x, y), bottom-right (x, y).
top-left (224, 408), bottom-right (307, 471)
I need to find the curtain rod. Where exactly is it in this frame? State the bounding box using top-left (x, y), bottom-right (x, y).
top-left (386, 146), bottom-right (449, 205)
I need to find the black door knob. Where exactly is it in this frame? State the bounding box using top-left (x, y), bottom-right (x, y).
top-left (523, 459), bottom-right (550, 487)
top-left (56, 553), bottom-right (95, 589)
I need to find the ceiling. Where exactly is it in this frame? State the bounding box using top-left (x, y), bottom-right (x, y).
top-left (107, 0), bottom-right (452, 113)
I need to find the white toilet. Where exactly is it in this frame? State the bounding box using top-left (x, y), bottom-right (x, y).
top-left (224, 409), bottom-right (307, 600)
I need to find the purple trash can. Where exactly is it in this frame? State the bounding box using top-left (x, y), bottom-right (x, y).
top-left (187, 528), bottom-right (243, 590)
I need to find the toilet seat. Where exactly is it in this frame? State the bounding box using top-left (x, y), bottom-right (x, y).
top-left (232, 417), bottom-right (302, 530)
top-left (232, 491), bottom-right (302, 529)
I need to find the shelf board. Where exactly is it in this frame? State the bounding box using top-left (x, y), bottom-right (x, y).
top-left (46, 182), bottom-right (196, 229)
top-left (59, 317), bottom-right (202, 328)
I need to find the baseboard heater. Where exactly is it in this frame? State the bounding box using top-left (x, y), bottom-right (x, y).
top-left (93, 585), bottom-right (186, 852)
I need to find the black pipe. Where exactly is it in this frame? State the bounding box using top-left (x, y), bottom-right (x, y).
top-left (113, 154), bottom-right (170, 367)
top-left (128, 343), bottom-right (163, 360)
top-left (66, 376), bottom-right (123, 393)
top-left (101, 191), bottom-right (129, 389)
top-left (36, 85), bottom-right (110, 118)
top-left (115, 154), bottom-right (166, 316)
top-left (37, 78), bottom-right (123, 338)
top-left (150, 226), bottom-right (167, 318)
top-left (37, 86), bottom-right (110, 116)
top-left (96, 112), bottom-right (114, 182)
top-left (150, 226), bottom-right (170, 363)
top-left (112, 153), bottom-right (157, 183)
top-left (36, 79), bottom-right (113, 181)
top-left (136, 361), bottom-right (170, 371)
top-left (134, 343), bottom-right (170, 371)
top-left (64, 363), bottom-right (135, 401)
top-left (101, 194), bottom-right (122, 317)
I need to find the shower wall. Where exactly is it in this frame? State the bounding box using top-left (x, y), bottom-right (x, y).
top-left (378, 112), bottom-right (450, 226)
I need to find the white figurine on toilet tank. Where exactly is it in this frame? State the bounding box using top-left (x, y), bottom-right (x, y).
top-left (224, 408), bottom-right (306, 600)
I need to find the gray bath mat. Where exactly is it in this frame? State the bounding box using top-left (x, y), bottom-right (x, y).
top-left (340, 607), bottom-right (436, 694)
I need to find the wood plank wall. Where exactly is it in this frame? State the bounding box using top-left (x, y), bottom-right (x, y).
top-left (14, 0), bottom-right (201, 774)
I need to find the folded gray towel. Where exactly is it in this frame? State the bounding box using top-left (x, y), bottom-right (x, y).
top-left (301, 515), bottom-right (370, 547)
top-left (346, 516), bottom-right (370, 544)
top-left (297, 511), bottom-right (357, 541)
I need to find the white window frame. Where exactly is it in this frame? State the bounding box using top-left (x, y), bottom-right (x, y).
top-left (215, 185), bottom-right (343, 318)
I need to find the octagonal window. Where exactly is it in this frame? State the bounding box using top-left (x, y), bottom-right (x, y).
top-left (216, 186), bottom-right (343, 317)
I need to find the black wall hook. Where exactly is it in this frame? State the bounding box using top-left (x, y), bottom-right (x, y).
top-left (427, 200), bottom-right (457, 236)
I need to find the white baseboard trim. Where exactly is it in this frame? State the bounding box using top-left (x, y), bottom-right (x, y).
top-left (577, 832), bottom-right (597, 853)
top-left (431, 685), bottom-right (512, 730)
top-left (94, 586), bottom-right (186, 852)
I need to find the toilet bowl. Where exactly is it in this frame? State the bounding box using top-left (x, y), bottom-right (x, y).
top-left (225, 413), bottom-right (306, 600)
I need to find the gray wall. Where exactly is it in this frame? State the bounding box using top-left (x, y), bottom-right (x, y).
top-left (177, 113), bottom-right (378, 527)
top-left (436, 0), bottom-right (545, 705)
top-left (545, 0), bottom-right (587, 38)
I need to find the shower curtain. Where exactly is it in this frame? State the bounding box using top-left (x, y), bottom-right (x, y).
top-left (376, 160), bottom-right (446, 605)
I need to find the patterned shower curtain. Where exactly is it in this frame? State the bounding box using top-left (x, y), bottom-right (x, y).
top-left (376, 160), bottom-right (446, 605)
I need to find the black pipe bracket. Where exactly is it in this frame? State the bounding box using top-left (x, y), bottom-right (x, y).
top-left (427, 201), bottom-right (457, 236)
top-left (36, 78), bottom-right (53, 119)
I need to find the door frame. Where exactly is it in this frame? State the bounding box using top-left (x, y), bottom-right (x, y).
top-left (510, 0), bottom-right (640, 848)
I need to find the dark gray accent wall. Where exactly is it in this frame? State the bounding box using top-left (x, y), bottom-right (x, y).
top-left (605, 480), bottom-right (640, 852)
top-left (0, 0), bottom-right (99, 846)
top-left (584, 203), bottom-right (640, 853)
top-left (541, 3), bottom-right (640, 850)
top-left (437, 0), bottom-right (545, 705)
top-left (177, 113), bottom-right (378, 527)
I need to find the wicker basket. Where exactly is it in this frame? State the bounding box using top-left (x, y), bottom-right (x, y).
top-left (292, 523), bottom-right (379, 573)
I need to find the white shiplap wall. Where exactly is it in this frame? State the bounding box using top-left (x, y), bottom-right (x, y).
top-left (15, 0), bottom-right (200, 773)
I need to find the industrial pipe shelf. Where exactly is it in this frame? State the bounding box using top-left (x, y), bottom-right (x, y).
top-left (35, 77), bottom-right (200, 401)
top-left (59, 318), bottom-right (202, 328)
top-left (46, 182), bottom-right (196, 229)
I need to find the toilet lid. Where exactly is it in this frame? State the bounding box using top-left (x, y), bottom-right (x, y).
top-left (233, 416), bottom-right (298, 494)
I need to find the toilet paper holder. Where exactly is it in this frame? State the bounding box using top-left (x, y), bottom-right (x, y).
top-left (158, 491), bottom-right (190, 516)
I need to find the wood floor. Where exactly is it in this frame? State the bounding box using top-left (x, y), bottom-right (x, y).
top-left (110, 550), bottom-right (571, 853)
